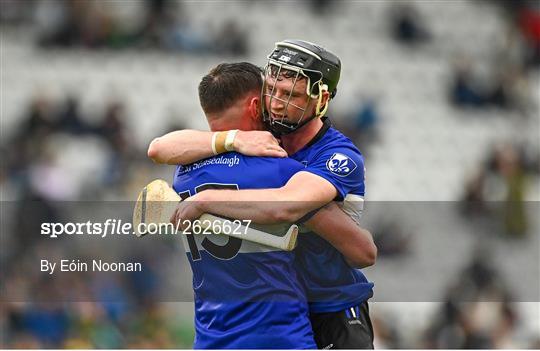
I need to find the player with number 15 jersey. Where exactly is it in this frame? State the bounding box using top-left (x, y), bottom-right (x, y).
top-left (173, 153), bottom-right (316, 349)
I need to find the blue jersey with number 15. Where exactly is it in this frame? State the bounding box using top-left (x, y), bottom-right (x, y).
top-left (173, 152), bottom-right (316, 349)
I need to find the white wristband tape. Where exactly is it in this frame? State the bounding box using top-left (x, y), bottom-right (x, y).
top-left (224, 129), bottom-right (239, 151)
top-left (211, 132), bottom-right (218, 155)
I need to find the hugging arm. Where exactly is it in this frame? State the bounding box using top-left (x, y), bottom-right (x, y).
top-left (170, 172), bottom-right (376, 268)
top-left (305, 202), bottom-right (376, 268)
top-left (174, 171), bottom-right (338, 224)
top-left (148, 129), bottom-right (286, 165)
top-left (148, 130), bottom-right (214, 165)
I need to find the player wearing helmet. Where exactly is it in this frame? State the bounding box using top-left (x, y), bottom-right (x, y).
top-left (153, 40), bottom-right (375, 349)
top-left (262, 39), bottom-right (340, 136)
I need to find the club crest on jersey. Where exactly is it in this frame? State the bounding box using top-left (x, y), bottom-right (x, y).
top-left (326, 153), bottom-right (357, 177)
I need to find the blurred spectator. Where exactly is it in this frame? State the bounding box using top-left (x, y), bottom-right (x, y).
top-left (424, 248), bottom-right (519, 349)
top-left (461, 143), bottom-right (531, 238)
top-left (94, 100), bottom-right (131, 186)
top-left (19, 96), bottom-right (56, 138)
top-left (449, 57), bottom-right (534, 114)
top-left (138, 0), bottom-right (218, 54)
top-left (491, 0), bottom-right (540, 70)
top-left (308, 0), bottom-right (335, 16)
top-left (449, 57), bottom-right (488, 108)
top-left (389, 3), bottom-right (431, 47)
top-left (95, 100), bottom-right (128, 151)
top-left (516, 0), bottom-right (540, 68)
top-left (213, 21), bottom-right (249, 56)
top-left (490, 144), bottom-right (528, 237)
top-left (489, 64), bottom-right (536, 114)
top-left (57, 96), bottom-right (90, 135)
top-left (12, 189), bottom-right (60, 257)
top-left (331, 96), bottom-right (381, 157)
top-left (139, 0), bottom-right (178, 46)
top-left (352, 97), bottom-right (381, 153)
top-left (38, 0), bottom-right (114, 49)
top-left (5, 96), bottom-right (55, 182)
top-left (462, 169), bottom-right (489, 217)
top-left (21, 304), bottom-right (69, 347)
top-left (371, 218), bottom-right (412, 257)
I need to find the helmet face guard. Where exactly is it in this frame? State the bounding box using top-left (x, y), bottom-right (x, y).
top-left (262, 60), bottom-right (328, 136)
top-left (261, 40), bottom-right (340, 136)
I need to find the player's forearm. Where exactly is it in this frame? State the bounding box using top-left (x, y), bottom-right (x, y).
top-left (147, 130), bottom-right (213, 165)
top-left (305, 203), bottom-right (377, 269)
top-left (148, 129), bottom-right (287, 165)
top-left (194, 189), bottom-right (322, 224)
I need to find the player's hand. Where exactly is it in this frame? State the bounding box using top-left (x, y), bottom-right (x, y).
top-left (170, 200), bottom-right (204, 230)
top-left (234, 131), bottom-right (287, 158)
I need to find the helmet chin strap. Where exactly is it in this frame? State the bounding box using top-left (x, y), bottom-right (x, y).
top-left (267, 114), bottom-right (319, 136)
top-left (314, 83), bottom-right (329, 118)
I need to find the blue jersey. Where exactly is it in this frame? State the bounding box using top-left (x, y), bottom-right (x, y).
top-left (291, 118), bottom-right (374, 313)
top-left (172, 153), bottom-right (316, 349)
